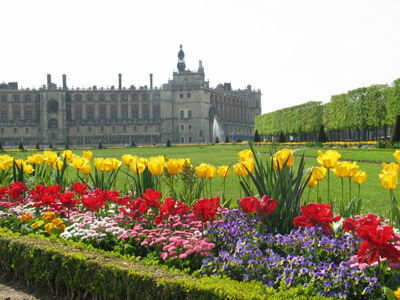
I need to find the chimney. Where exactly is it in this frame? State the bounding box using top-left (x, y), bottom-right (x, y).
top-left (47, 74), bottom-right (51, 89)
top-left (118, 73), bottom-right (122, 90)
top-left (150, 73), bottom-right (153, 90)
top-left (62, 74), bottom-right (67, 89)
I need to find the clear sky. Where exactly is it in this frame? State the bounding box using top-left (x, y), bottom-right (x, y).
top-left (2, 0), bottom-right (400, 114)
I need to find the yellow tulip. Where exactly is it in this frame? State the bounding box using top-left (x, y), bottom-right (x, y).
top-left (130, 160), bottom-right (146, 174)
top-left (311, 167), bottom-right (327, 181)
top-left (348, 161), bottom-right (360, 177)
top-left (273, 149), bottom-right (294, 171)
top-left (23, 164), bottom-right (34, 174)
top-left (233, 163), bottom-right (244, 176)
top-left (196, 163), bottom-right (209, 178)
top-left (317, 150), bottom-right (341, 169)
top-left (379, 171), bottom-right (398, 190)
top-left (72, 157), bottom-right (87, 170)
top-left (394, 286), bottom-right (400, 300)
top-left (241, 158), bottom-right (254, 176)
top-left (307, 174), bottom-right (319, 187)
top-left (394, 150), bottom-right (400, 165)
top-left (333, 161), bottom-right (352, 178)
top-left (166, 159), bottom-right (180, 175)
top-left (27, 154), bottom-right (44, 165)
top-left (382, 162), bottom-right (399, 174)
top-left (148, 159), bottom-right (164, 176)
top-left (207, 165), bottom-right (217, 179)
top-left (110, 158), bottom-right (122, 170)
top-left (0, 161), bottom-right (6, 171)
top-left (53, 160), bottom-right (64, 171)
top-left (62, 150), bottom-right (73, 163)
top-left (218, 166), bottom-right (230, 178)
top-left (103, 158), bottom-right (114, 171)
top-left (122, 154), bottom-right (135, 166)
top-left (353, 171), bottom-right (367, 185)
top-left (0, 155), bottom-right (14, 168)
top-left (44, 151), bottom-right (58, 166)
top-left (83, 151), bottom-right (93, 161)
top-left (14, 159), bottom-right (26, 169)
top-left (238, 150), bottom-right (253, 162)
top-left (81, 163), bottom-right (92, 175)
top-left (94, 158), bottom-right (105, 171)
top-left (178, 158), bottom-right (191, 172)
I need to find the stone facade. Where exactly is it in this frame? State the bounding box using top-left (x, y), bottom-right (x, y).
top-left (0, 47), bottom-right (261, 147)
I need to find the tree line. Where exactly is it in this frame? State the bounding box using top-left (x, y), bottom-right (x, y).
top-left (255, 78), bottom-right (400, 142)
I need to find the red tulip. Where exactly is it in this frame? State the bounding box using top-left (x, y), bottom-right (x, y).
top-left (191, 196), bottom-right (220, 223)
top-left (162, 197), bottom-right (189, 216)
top-left (60, 192), bottom-right (80, 209)
top-left (343, 213), bottom-right (381, 232)
top-left (257, 195), bottom-right (277, 217)
top-left (73, 182), bottom-right (88, 196)
top-left (356, 225), bottom-right (400, 264)
top-left (293, 203), bottom-right (340, 235)
top-left (142, 189), bottom-right (162, 208)
top-left (81, 195), bottom-right (106, 212)
top-left (239, 196), bottom-right (258, 213)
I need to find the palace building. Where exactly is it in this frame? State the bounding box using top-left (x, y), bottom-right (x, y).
top-left (0, 46), bottom-right (261, 147)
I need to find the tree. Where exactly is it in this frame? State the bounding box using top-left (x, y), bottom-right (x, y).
top-left (65, 144), bottom-right (70, 150)
top-left (35, 142), bottom-right (40, 150)
top-left (389, 115), bottom-right (400, 146)
top-left (225, 135), bottom-right (229, 143)
top-left (49, 142), bottom-right (53, 149)
top-left (279, 130), bottom-right (285, 143)
top-left (18, 141), bottom-right (24, 151)
top-left (316, 124), bottom-right (327, 143)
top-left (0, 141), bottom-right (3, 151)
top-left (131, 140), bottom-right (137, 147)
top-left (98, 142), bottom-right (103, 149)
top-left (215, 137), bottom-right (220, 144)
top-left (253, 130), bottom-right (261, 142)
top-left (166, 139), bottom-right (171, 147)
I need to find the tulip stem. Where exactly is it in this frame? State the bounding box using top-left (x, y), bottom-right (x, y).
top-left (348, 177), bottom-right (352, 202)
top-left (327, 170), bottom-right (330, 202)
top-left (357, 184), bottom-right (360, 199)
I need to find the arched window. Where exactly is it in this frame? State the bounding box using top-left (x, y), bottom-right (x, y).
top-left (111, 94), bottom-right (117, 101)
top-left (111, 109), bottom-right (117, 120)
top-left (14, 95), bottom-right (20, 102)
top-left (122, 94), bottom-right (128, 101)
top-left (87, 94), bottom-right (93, 102)
top-left (14, 110), bottom-right (20, 120)
top-left (180, 110), bottom-right (184, 119)
top-left (48, 118), bottom-right (58, 129)
top-left (132, 94), bottom-right (138, 101)
top-left (188, 110), bottom-right (192, 119)
top-left (88, 109), bottom-right (93, 121)
top-left (75, 94), bottom-right (82, 102)
top-left (142, 94), bottom-right (148, 101)
top-left (99, 94), bottom-right (106, 102)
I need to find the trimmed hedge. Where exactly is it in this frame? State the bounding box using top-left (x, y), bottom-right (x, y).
top-left (0, 228), bottom-right (332, 300)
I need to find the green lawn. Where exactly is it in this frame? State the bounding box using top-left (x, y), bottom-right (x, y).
top-left (12, 144), bottom-right (399, 218)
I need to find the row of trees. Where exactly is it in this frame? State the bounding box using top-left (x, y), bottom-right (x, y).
top-left (255, 78), bottom-right (400, 141)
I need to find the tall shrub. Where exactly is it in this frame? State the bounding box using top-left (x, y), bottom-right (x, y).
top-left (389, 115), bottom-right (400, 146)
top-left (316, 125), bottom-right (327, 143)
top-left (253, 130), bottom-right (261, 142)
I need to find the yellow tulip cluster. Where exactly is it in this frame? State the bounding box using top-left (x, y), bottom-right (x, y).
top-left (379, 162), bottom-right (399, 191)
top-left (233, 150), bottom-right (254, 176)
top-left (272, 149), bottom-right (294, 171)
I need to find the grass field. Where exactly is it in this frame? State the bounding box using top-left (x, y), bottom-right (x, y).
top-left (12, 144), bottom-right (399, 218)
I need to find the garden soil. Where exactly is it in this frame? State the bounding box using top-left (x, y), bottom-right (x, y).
top-left (0, 273), bottom-right (69, 300)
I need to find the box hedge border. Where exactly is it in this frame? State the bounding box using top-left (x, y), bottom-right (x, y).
top-left (0, 228), bottom-right (332, 300)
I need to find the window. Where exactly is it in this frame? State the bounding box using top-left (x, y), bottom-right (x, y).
top-left (14, 110), bottom-right (20, 120)
top-left (75, 94), bottom-right (81, 102)
top-left (122, 110), bottom-right (128, 120)
top-left (180, 110), bottom-right (184, 119)
top-left (89, 126), bottom-right (91, 132)
top-left (180, 94), bottom-right (183, 99)
top-left (132, 94), bottom-right (138, 101)
top-left (26, 110), bottom-right (31, 121)
top-left (123, 125), bottom-right (126, 131)
top-left (181, 137), bottom-right (184, 143)
top-left (187, 93), bottom-right (191, 98)
top-left (189, 137), bottom-right (192, 143)
top-left (153, 94), bottom-right (159, 101)
top-left (51, 132), bottom-right (56, 140)
top-left (25, 95), bottom-right (31, 102)
top-left (77, 127), bottom-right (80, 132)
top-left (145, 126), bottom-right (148, 132)
top-left (87, 95), bottom-right (93, 102)
top-left (35, 95), bottom-right (40, 102)
top-left (100, 109), bottom-right (106, 119)
top-left (14, 95), bottom-right (19, 102)
top-left (48, 119), bottom-right (58, 129)
top-left (133, 110), bottom-right (138, 119)
top-left (14, 128), bottom-right (17, 133)
top-left (134, 126), bottom-right (137, 131)
top-left (88, 109), bottom-right (93, 121)
top-left (26, 128), bottom-right (29, 133)
top-left (0, 128), bottom-right (3, 133)
top-left (49, 101), bottom-right (58, 112)
top-left (143, 108), bottom-right (149, 120)
top-left (111, 94), bottom-right (117, 101)
top-left (99, 94), bottom-right (106, 102)
top-left (111, 109), bottom-right (117, 120)
top-left (122, 95), bottom-right (127, 101)
top-left (188, 124), bottom-right (192, 131)
top-left (101, 126), bottom-right (104, 131)
top-left (66, 110), bottom-right (71, 121)
top-left (180, 124), bottom-right (184, 131)
top-left (1, 96), bottom-right (6, 102)
top-left (188, 110), bottom-right (192, 118)
top-left (1, 110), bottom-right (7, 121)
top-left (76, 109), bottom-right (82, 120)
top-left (112, 126), bottom-right (115, 132)
top-left (142, 94), bottom-right (148, 101)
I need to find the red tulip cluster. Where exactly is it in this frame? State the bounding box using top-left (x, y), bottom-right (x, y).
top-left (344, 214), bottom-right (400, 265)
top-left (191, 196), bottom-right (220, 223)
top-left (239, 195), bottom-right (277, 217)
top-left (293, 203), bottom-right (340, 235)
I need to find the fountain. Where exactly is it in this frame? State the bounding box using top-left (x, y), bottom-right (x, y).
top-left (213, 118), bottom-right (224, 143)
